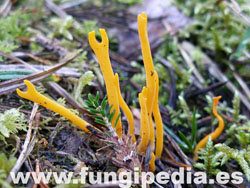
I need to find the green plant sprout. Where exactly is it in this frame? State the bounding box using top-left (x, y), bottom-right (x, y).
top-left (0, 10), bottom-right (31, 60)
top-left (215, 144), bottom-right (250, 181)
top-left (84, 92), bottom-right (121, 137)
top-left (49, 16), bottom-right (75, 40)
top-left (0, 153), bottom-right (16, 188)
top-left (0, 109), bottom-right (26, 143)
top-left (194, 137), bottom-right (223, 176)
top-left (178, 108), bottom-right (198, 153)
top-left (73, 71), bottom-right (95, 105)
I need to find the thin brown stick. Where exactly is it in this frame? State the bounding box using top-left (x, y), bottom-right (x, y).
top-left (7, 103), bottom-right (39, 183)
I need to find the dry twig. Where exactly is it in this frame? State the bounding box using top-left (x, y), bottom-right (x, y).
top-left (7, 103), bottom-right (39, 184)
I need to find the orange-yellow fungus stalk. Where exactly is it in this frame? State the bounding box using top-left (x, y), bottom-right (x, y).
top-left (149, 152), bottom-right (156, 172)
top-left (138, 12), bottom-right (156, 151)
top-left (88, 29), bottom-right (122, 137)
top-left (137, 87), bottom-right (150, 153)
top-left (138, 12), bottom-right (164, 158)
top-left (114, 74), bottom-right (135, 141)
top-left (17, 80), bottom-right (91, 133)
top-left (138, 12), bottom-right (156, 115)
top-left (148, 103), bottom-right (155, 150)
top-left (193, 96), bottom-right (224, 161)
top-left (153, 72), bottom-right (163, 158)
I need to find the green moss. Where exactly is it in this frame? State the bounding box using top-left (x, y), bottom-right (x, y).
top-left (0, 109), bottom-right (26, 143)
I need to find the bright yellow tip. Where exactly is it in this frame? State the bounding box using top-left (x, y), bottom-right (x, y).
top-left (213, 96), bottom-right (222, 115)
top-left (193, 96), bottom-right (224, 161)
top-left (213, 96), bottom-right (222, 101)
top-left (98, 29), bottom-right (108, 45)
top-left (88, 29), bottom-right (109, 49)
top-left (88, 31), bottom-right (97, 47)
top-left (138, 12), bottom-right (147, 22)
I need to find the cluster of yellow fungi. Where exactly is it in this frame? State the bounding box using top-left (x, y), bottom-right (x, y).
top-left (16, 10), bottom-right (225, 170)
top-left (193, 96), bottom-right (224, 161)
top-left (89, 12), bottom-right (164, 171)
top-left (17, 12), bottom-right (163, 171)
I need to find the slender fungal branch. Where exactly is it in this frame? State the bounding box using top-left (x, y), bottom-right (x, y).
top-left (88, 29), bottom-right (122, 137)
top-left (138, 12), bottom-right (164, 165)
top-left (153, 71), bottom-right (163, 158)
top-left (138, 12), bottom-right (156, 113)
top-left (138, 13), bottom-right (156, 151)
top-left (16, 12), bottom-right (165, 174)
top-left (137, 87), bottom-right (150, 153)
top-left (17, 80), bottom-right (91, 133)
top-left (194, 96), bottom-right (224, 161)
top-left (114, 73), bottom-right (135, 141)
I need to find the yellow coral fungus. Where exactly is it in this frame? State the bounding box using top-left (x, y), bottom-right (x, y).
top-left (137, 85), bottom-right (159, 172)
top-left (138, 12), bottom-right (156, 114)
top-left (88, 29), bottom-right (136, 139)
top-left (137, 12), bottom-right (164, 159)
top-left (193, 96), bottom-right (224, 161)
top-left (152, 72), bottom-right (163, 158)
top-left (17, 80), bottom-right (91, 133)
top-left (138, 13), bottom-right (156, 149)
top-left (114, 73), bottom-right (135, 141)
top-left (88, 14), bottom-right (163, 162)
top-left (17, 12), bottom-right (164, 173)
top-left (88, 29), bottom-right (122, 137)
top-left (137, 87), bottom-right (150, 153)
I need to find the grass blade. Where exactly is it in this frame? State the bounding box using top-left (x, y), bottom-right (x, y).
top-left (178, 131), bottom-right (192, 151)
top-left (191, 108), bottom-right (197, 148)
